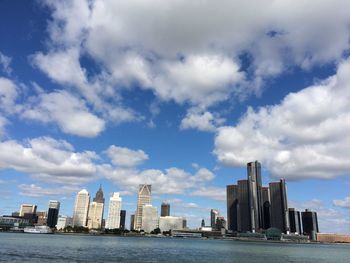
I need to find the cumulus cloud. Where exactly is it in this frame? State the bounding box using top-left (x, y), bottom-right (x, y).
top-left (0, 52), bottom-right (12, 75)
top-left (190, 186), bottom-right (226, 201)
top-left (0, 77), bottom-right (19, 114)
top-left (22, 90), bottom-right (105, 137)
top-left (333, 196), bottom-right (350, 209)
top-left (0, 116), bottom-right (7, 139)
top-left (106, 145), bottom-right (149, 167)
top-left (18, 183), bottom-right (81, 197)
top-left (181, 110), bottom-right (225, 132)
top-left (214, 58), bottom-right (350, 180)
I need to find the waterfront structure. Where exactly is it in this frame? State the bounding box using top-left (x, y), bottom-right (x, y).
top-left (262, 187), bottom-right (271, 229)
top-left (19, 204), bottom-right (37, 217)
top-left (201, 219), bottom-right (205, 227)
top-left (47, 200), bottom-right (60, 228)
top-left (72, 189), bottom-right (90, 227)
top-left (141, 204), bottom-right (158, 233)
top-left (159, 216), bottom-right (184, 232)
top-left (36, 211), bottom-right (47, 226)
top-left (130, 214), bottom-right (135, 231)
top-left (120, 210), bottom-right (126, 230)
top-left (88, 186), bottom-right (105, 229)
top-left (135, 184), bottom-right (152, 231)
top-left (161, 202), bottom-right (170, 217)
top-left (226, 184), bottom-right (239, 232)
top-left (106, 192), bottom-right (122, 229)
top-left (317, 233), bottom-right (350, 243)
top-left (247, 161), bottom-right (263, 232)
top-left (0, 216), bottom-right (30, 229)
top-left (56, 216), bottom-right (73, 230)
top-left (210, 209), bottom-right (219, 229)
top-left (238, 179), bottom-right (250, 232)
top-left (302, 209), bottom-right (319, 239)
top-left (269, 179), bottom-right (290, 233)
top-left (289, 208), bottom-right (302, 234)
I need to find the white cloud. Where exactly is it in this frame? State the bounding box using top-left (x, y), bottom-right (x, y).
top-left (333, 196), bottom-right (350, 209)
top-left (0, 116), bottom-right (7, 139)
top-left (190, 186), bottom-right (226, 201)
top-left (106, 145), bottom-right (149, 167)
top-left (214, 58), bottom-right (350, 180)
top-left (180, 110), bottom-right (225, 132)
top-left (0, 52), bottom-right (12, 75)
top-left (0, 77), bottom-right (18, 114)
top-left (22, 90), bottom-right (105, 137)
top-left (18, 183), bottom-right (81, 197)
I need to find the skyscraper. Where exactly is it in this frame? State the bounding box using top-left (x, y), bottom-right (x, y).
top-left (120, 210), bottom-right (126, 230)
top-left (130, 214), bottom-right (135, 231)
top-left (247, 161), bottom-right (263, 232)
top-left (19, 204), bottom-right (37, 217)
top-left (73, 189), bottom-right (90, 227)
top-left (141, 204), bottom-right (158, 233)
top-left (302, 209), bottom-right (319, 239)
top-left (47, 200), bottom-right (60, 228)
top-left (135, 184), bottom-right (152, 231)
top-left (210, 209), bottom-right (219, 229)
top-left (226, 184), bottom-right (239, 232)
top-left (106, 192), bottom-right (122, 229)
top-left (161, 202), bottom-right (170, 217)
top-left (238, 179), bottom-right (250, 232)
top-left (269, 179), bottom-right (290, 233)
top-left (262, 187), bottom-right (271, 229)
top-left (88, 186), bottom-right (105, 229)
top-left (289, 208), bottom-right (302, 234)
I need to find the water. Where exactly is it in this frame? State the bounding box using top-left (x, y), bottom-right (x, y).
top-left (0, 233), bottom-right (349, 262)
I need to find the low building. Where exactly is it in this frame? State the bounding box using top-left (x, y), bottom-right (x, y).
top-left (159, 216), bottom-right (184, 232)
top-left (0, 216), bottom-right (30, 230)
top-left (317, 233), bottom-right (350, 243)
top-left (141, 205), bottom-right (158, 233)
top-left (56, 216), bottom-right (73, 230)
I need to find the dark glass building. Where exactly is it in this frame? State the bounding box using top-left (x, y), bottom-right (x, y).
top-left (238, 180), bottom-right (250, 232)
top-left (289, 208), bottom-right (302, 234)
top-left (47, 200), bottom-right (60, 228)
top-left (161, 202), bottom-right (170, 217)
top-left (269, 179), bottom-right (290, 233)
top-left (262, 187), bottom-right (271, 229)
top-left (130, 214), bottom-right (135, 231)
top-left (302, 209), bottom-right (319, 239)
top-left (226, 184), bottom-right (239, 231)
top-left (120, 210), bottom-right (126, 230)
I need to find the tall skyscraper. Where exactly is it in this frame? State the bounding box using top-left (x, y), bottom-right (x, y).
top-left (141, 204), bottom-right (158, 233)
top-left (130, 214), bottom-right (135, 231)
top-left (88, 186), bottom-right (105, 229)
top-left (161, 202), bottom-right (170, 217)
top-left (238, 179), bottom-right (250, 232)
top-left (269, 179), bottom-right (290, 233)
top-left (262, 187), bottom-right (271, 229)
top-left (120, 210), bottom-right (126, 230)
top-left (135, 184), bottom-right (152, 231)
top-left (106, 192), bottom-right (122, 229)
top-left (19, 204), bottom-right (37, 217)
top-left (47, 200), bottom-right (60, 228)
top-left (210, 209), bottom-right (219, 229)
top-left (302, 209), bottom-right (319, 239)
top-left (289, 208), bottom-right (302, 234)
top-left (226, 184), bottom-right (239, 231)
top-left (247, 161), bottom-right (263, 232)
top-left (73, 189), bottom-right (90, 227)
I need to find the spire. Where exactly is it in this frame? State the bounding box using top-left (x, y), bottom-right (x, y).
top-left (93, 185), bottom-right (105, 203)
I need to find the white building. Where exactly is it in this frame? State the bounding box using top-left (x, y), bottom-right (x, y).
top-left (135, 184), bottom-right (152, 230)
top-left (159, 216), bottom-right (184, 232)
top-left (19, 204), bottom-right (37, 216)
top-left (106, 192), bottom-right (122, 229)
top-left (56, 216), bottom-right (73, 230)
top-left (141, 204), bottom-right (158, 233)
top-left (72, 189), bottom-right (90, 227)
top-left (87, 186), bottom-right (105, 229)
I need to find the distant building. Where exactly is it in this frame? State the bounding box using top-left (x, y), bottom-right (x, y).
top-left (36, 211), bottom-right (47, 226)
top-left (216, 216), bottom-right (226, 230)
top-left (11, 212), bottom-right (20, 217)
top-left (56, 216), bottom-right (73, 230)
top-left (88, 186), bottom-right (105, 229)
top-left (19, 204), bottom-right (37, 217)
top-left (159, 216), bottom-right (184, 232)
top-left (161, 202), bottom-right (170, 217)
top-left (210, 209), bottom-right (219, 229)
top-left (73, 189), bottom-right (90, 227)
top-left (120, 210), bottom-right (126, 230)
top-left (262, 187), bottom-right (271, 229)
top-left (182, 218), bottom-right (187, 229)
top-left (226, 184), bottom-right (239, 232)
top-left (47, 200), bottom-right (60, 228)
top-left (106, 192), bottom-right (122, 229)
top-left (201, 219), bottom-right (205, 227)
top-left (141, 204), bottom-right (158, 233)
top-left (302, 209), bottom-right (319, 240)
top-left (135, 184), bottom-right (152, 231)
top-left (289, 208), bottom-right (302, 234)
top-left (238, 179), bottom-right (250, 232)
top-left (0, 216), bottom-right (30, 229)
top-left (130, 214), bottom-right (135, 231)
top-left (317, 233), bottom-right (350, 243)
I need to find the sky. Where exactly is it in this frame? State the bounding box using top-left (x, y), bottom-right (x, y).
top-left (0, 0), bottom-right (350, 233)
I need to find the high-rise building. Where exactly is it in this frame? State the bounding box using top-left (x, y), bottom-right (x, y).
top-left (238, 179), bottom-right (250, 232)
top-left (161, 202), bottom-right (170, 217)
top-left (87, 186), bottom-right (105, 229)
top-left (262, 187), bottom-right (271, 229)
top-left (120, 210), bottom-right (126, 230)
top-left (210, 209), bottom-right (219, 229)
top-left (19, 204), bottom-right (37, 217)
top-left (289, 208), bottom-right (302, 234)
top-left (130, 214), bottom-right (135, 231)
top-left (247, 161), bottom-right (263, 232)
top-left (47, 200), bottom-right (60, 228)
top-left (159, 216), bottom-right (184, 232)
top-left (226, 184), bottom-right (239, 232)
top-left (182, 218), bottom-right (187, 229)
top-left (135, 184), bottom-right (152, 231)
top-left (302, 209), bottom-right (319, 239)
top-left (141, 204), bottom-right (158, 233)
top-left (73, 189), bottom-right (90, 227)
top-left (36, 211), bottom-right (47, 226)
top-left (106, 192), bottom-right (122, 229)
top-left (269, 179), bottom-right (290, 233)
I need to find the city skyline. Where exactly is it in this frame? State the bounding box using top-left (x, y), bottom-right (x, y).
top-left (0, 0), bottom-right (350, 234)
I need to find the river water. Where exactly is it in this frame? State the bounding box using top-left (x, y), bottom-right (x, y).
top-left (0, 233), bottom-right (349, 262)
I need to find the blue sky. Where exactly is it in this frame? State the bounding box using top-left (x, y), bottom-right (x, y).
top-left (0, 0), bottom-right (350, 233)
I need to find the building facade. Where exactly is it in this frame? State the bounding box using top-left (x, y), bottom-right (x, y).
top-left (47, 200), bottom-right (60, 228)
top-left (56, 216), bottom-right (73, 230)
top-left (161, 202), bottom-right (170, 217)
top-left (226, 184), bottom-right (239, 232)
top-left (120, 210), bottom-right (126, 230)
top-left (159, 216), bottom-right (184, 232)
top-left (238, 179), bottom-right (250, 232)
top-left (135, 184), bottom-right (152, 231)
top-left (106, 192), bottom-right (122, 229)
top-left (19, 204), bottom-right (37, 217)
top-left (262, 187), bottom-right (271, 229)
top-left (130, 214), bottom-right (135, 231)
top-left (141, 204), bottom-right (158, 233)
top-left (210, 209), bottom-right (219, 230)
top-left (289, 208), bottom-right (302, 234)
top-left (87, 186), bottom-right (105, 229)
top-left (72, 189), bottom-right (90, 227)
top-left (302, 209), bottom-right (319, 239)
